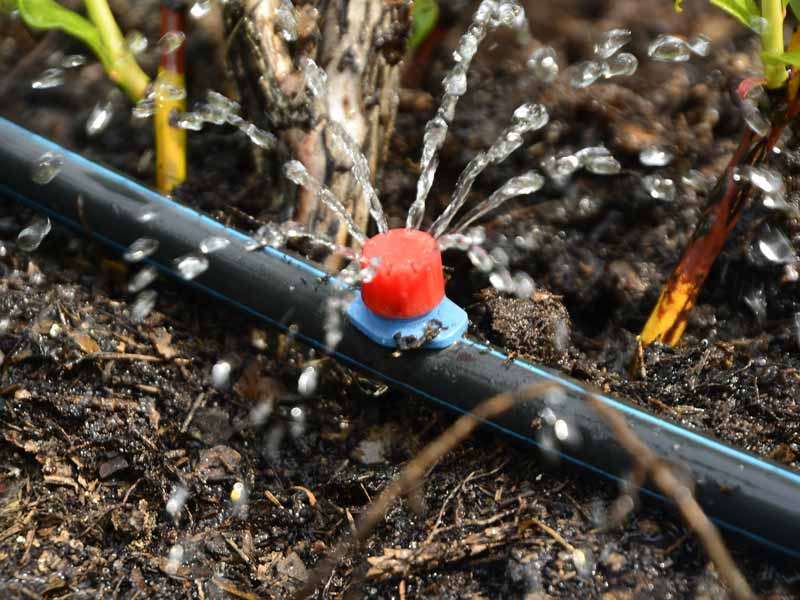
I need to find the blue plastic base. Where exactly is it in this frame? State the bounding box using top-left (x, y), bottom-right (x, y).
top-left (347, 295), bottom-right (468, 349)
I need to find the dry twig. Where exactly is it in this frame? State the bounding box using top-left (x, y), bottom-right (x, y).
top-left (295, 381), bottom-right (556, 598)
top-left (584, 394), bottom-right (754, 600)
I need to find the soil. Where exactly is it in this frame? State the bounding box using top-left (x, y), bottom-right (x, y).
top-left (2, 0), bottom-right (800, 598)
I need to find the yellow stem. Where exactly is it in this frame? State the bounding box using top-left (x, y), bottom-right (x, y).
top-left (154, 69), bottom-right (187, 194)
top-left (762, 0), bottom-right (787, 89)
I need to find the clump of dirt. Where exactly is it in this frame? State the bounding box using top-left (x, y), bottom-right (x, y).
top-left (471, 287), bottom-right (572, 368)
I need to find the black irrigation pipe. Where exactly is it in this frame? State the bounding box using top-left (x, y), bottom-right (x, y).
top-left (2, 116), bottom-right (800, 559)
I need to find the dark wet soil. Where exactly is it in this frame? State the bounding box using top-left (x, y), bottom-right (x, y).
top-left (2, 1), bottom-right (800, 598)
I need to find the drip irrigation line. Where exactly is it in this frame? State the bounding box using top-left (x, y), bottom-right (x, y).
top-left (2, 116), bottom-right (800, 559)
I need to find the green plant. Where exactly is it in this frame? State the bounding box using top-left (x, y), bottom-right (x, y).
top-left (677, 0), bottom-right (798, 87)
top-left (8, 0), bottom-right (149, 100)
top-left (642, 1), bottom-right (800, 346)
top-left (409, 0), bottom-right (439, 51)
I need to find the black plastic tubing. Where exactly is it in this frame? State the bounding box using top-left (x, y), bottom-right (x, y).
top-left (2, 116), bottom-right (800, 558)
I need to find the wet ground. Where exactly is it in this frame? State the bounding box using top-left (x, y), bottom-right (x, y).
top-left (2, 0), bottom-right (800, 597)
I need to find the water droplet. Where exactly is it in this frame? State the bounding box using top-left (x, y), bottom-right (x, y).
top-left (189, 0), bottom-right (213, 19)
top-left (276, 0), bottom-right (298, 41)
top-left (299, 58), bottom-right (328, 101)
top-left (748, 15), bottom-right (768, 34)
top-left (199, 236), bottom-right (230, 254)
top-left (127, 265), bottom-right (158, 293)
top-left (454, 32), bottom-right (479, 63)
top-left (31, 67), bottom-right (64, 89)
top-left (572, 548), bottom-right (595, 579)
top-left (137, 208), bottom-right (159, 223)
top-left (647, 34), bottom-right (691, 62)
top-left (594, 28), bottom-right (631, 59)
top-left (489, 269), bottom-right (515, 293)
top-left (602, 52), bottom-right (638, 78)
top-left (32, 151), bottom-right (64, 184)
top-left (125, 31), bottom-right (148, 55)
top-left (195, 102), bottom-right (227, 125)
top-left (487, 131), bottom-right (524, 162)
top-left (166, 485), bottom-right (189, 519)
top-left (544, 154), bottom-right (581, 179)
top-left (249, 401), bottom-right (273, 426)
top-left (154, 75), bottom-right (186, 101)
top-left (158, 31), bottom-right (185, 54)
top-left (132, 97), bottom-right (155, 119)
top-left (681, 169), bottom-right (712, 192)
top-left (17, 217), bottom-right (51, 252)
top-left (165, 544), bottom-right (184, 575)
top-left (248, 223), bottom-right (287, 250)
top-left (744, 166), bottom-right (783, 194)
top-left (243, 123), bottom-right (276, 149)
top-left (511, 102), bottom-right (549, 131)
top-left (324, 294), bottom-right (349, 350)
top-left (492, 1), bottom-right (524, 28)
top-left (359, 256), bottom-right (381, 283)
top-left (639, 145), bottom-right (674, 167)
top-left (576, 146), bottom-right (621, 175)
top-left (688, 33), bottom-right (711, 57)
top-left (174, 254), bottom-right (209, 280)
top-left (444, 68), bottom-right (468, 95)
top-left (124, 238), bottom-right (159, 262)
top-left (527, 46), bottom-right (559, 83)
top-left (86, 99), bottom-right (113, 137)
top-left (569, 60), bottom-right (603, 88)
top-left (298, 366), bottom-right (318, 397)
top-left (172, 111), bottom-right (203, 131)
top-left (212, 360), bottom-right (232, 390)
top-left (742, 100), bottom-right (770, 136)
top-left (512, 271), bottom-right (535, 298)
top-left (61, 54), bottom-right (86, 69)
top-left (289, 406), bottom-right (306, 438)
top-left (207, 90), bottom-right (240, 114)
top-left (642, 175), bottom-right (676, 201)
top-left (231, 481), bottom-right (247, 505)
top-left (131, 290), bottom-right (158, 323)
top-left (467, 246), bottom-right (494, 272)
top-left (757, 225), bottom-right (797, 264)
top-left (744, 287), bottom-right (766, 322)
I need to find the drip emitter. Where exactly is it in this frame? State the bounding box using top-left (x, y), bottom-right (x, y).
top-left (346, 228), bottom-right (468, 349)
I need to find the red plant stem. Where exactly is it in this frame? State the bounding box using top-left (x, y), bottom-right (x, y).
top-left (160, 3), bottom-right (186, 77)
top-left (641, 88), bottom-right (800, 346)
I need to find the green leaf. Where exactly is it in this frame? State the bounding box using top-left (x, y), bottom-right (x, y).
top-left (16, 0), bottom-right (111, 69)
top-left (761, 49), bottom-right (800, 65)
top-left (409, 0), bottom-right (439, 51)
top-left (788, 0), bottom-right (800, 21)
top-left (709, 0), bottom-right (760, 26)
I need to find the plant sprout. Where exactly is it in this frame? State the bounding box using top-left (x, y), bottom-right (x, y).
top-left (11, 0), bottom-right (149, 100)
top-left (6, 0), bottom-right (187, 193)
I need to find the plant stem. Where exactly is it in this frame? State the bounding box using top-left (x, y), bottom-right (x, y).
top-left (762, 0), bottom-right (787, 89)
top-left (154, 2), bottom-right (187, 194)
top-left (640, 26), bottom-right (800, 347)
top-left (84, 0), bottom-right (149, 100)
